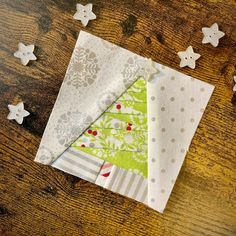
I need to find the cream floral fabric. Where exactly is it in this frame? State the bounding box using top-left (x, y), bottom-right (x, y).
top-left (35, 31), bottom-right (153, 165)
top-left (65, 47), bottom-right (100, 89)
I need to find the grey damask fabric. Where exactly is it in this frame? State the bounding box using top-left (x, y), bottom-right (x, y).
top-left (65, 47), bottom-right (100, 89)
top-left (35, 31), bottom-right (152, 165)
top-left (54, 111), bottom-right (93, 146)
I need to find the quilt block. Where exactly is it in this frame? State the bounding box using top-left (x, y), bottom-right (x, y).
top-left (35, 31), bottom-right (214, 213)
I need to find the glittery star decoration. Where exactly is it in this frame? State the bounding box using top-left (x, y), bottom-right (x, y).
top-left (14, 43), bottom-right (37, 66)
top-left (7, 102), bottom-right (30, 124)
top-left (202, 23), bottom-right (225, 47)
top-left (233, 76), bottom-right (236, 92)
top-left (137, 59), bottom-right (160, 82)
top-left (177, 46), bottom-right (201, 69)
top-left (145, 59), bottom-right (160, 82)
top-left (73, 3), bottom-right (96, 27)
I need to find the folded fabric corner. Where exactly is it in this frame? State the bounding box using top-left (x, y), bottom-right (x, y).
top-left (35, 31), bottom-right (153, 165)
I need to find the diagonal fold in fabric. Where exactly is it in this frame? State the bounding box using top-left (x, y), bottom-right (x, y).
top-left (35, 31), bottom-right (157, 165)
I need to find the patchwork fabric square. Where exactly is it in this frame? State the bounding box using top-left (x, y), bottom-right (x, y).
top-left (35, 31), bottom-right (214, 213)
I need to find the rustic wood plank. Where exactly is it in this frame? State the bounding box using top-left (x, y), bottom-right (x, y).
top-left (0, 0), bottom-right (236, 235)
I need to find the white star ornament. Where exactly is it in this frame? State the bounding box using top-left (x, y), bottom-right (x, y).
top-left (138, 59), bottom-right (160, 82)
top-left (233, 76), bottom-right (236, 92)
top-left (7, 102), bottom-right (30, 124)
top-left (202, 23), bottom-right (225, 47)
top-left (73, 3), bottom-right (96, 27)
top-left (14, 43), bottom-right (37, 66)
top-left (177, 46), bottom-right (201, 69)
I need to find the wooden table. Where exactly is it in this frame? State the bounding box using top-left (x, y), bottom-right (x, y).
top-left (0, 0), bottom-right (235, 235)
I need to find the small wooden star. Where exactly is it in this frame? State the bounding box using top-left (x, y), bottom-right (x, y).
top-left (138, 59), bottom-right (160, 82)
top-left (7, 102), bottom-right (30, 124)
top-left (146, 59), bottom-right (160, 82)
top-left (73, 3), bottom-right (96, 27)
top-left (233, 76), bottom-right (236, 92)
top-left (177, 46), bottom-right (201, 69)
top-left (14, 43), bottom-right (37, 66)
top-left (202, 23), bottom-right (225, 47)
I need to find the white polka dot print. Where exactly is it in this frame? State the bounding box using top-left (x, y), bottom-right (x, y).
top-left (147, 62), bottom-right (214, 213)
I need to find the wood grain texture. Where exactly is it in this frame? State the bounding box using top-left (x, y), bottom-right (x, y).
top-left (0, 0), bottom-right (236, 235)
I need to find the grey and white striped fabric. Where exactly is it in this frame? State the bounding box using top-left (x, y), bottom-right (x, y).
top-left (104, 166), bottom-right (148, 204)
top-left (52, 148), bottom-right (148, 205)
top-left (51, 147), bottom-right (104, 183)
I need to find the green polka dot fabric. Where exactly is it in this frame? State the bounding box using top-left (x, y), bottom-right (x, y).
top-left (70, 78), bottom-right (148, 177)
